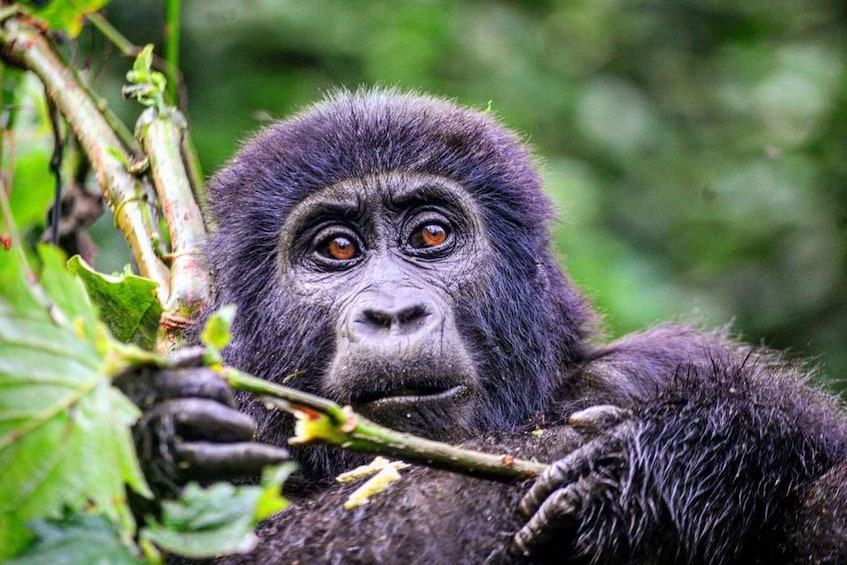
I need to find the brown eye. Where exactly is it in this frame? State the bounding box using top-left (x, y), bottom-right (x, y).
top-left (324, 236), bottom-right (358, 260)
top-left (411, 223), bottom-right (448, 249)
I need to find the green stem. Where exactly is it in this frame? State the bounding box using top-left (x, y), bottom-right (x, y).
top-left (137, 108), bottom-right (211, 351)
top-left (0, 156), bottom-right (32, 282)
top-left (224, 368), bottom-right (349, 425)
top-left (180, 130), bottom-right (210, 230)
top-left (87, 12), bottom-right (135, 56)
top-left (76, 13), bottom-right (139, 151)
top-left (225, 369), bottom-right (548, 482)
top-left (164, 0), bottom-right (181, 105)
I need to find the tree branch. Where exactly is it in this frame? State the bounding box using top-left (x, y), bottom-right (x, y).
top-left (0, 16), bottom-right (170, 301)
top-left (137, 108), bottom-right (211, 350)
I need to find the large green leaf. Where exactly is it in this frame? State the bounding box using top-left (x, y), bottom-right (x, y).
top-left (0, 246), bottom-right (150, 538)
top-left (68, 256), bottom-right (162, 350)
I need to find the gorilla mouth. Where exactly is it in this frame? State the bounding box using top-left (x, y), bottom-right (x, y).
top-left (349, 382), bottom-right (474, 437)
top-left (354, 383), bottom-right (471, 409)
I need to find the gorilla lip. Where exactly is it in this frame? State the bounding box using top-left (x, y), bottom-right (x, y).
top-left (355, 383), bottom-right (471, 409)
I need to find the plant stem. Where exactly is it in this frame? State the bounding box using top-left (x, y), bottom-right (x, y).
top-left (137, 109), bottom-right (211, 351)
top-left (180, 130), bottom-right (210, 230)
top-left (164, 0), bottom-right (181, 105)
top-left (224, 368), bottom-right (349, 424)
top-left (225, 368), bottom-right (548, 482)
top-left (87, 12), bottom-right (135, 56)
top-left (0, 17), bottom-right (171, 300)
top-left (0, 160), bottom-right (31, 281)
top-left (75, 14), bottom-right (139, 151)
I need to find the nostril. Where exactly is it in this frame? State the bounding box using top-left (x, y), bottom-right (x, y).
top-left (357, 304), bottom-right (431, 335)
top-left (398, 305), bottom-right (428, 325)
top-left (363, 309), bottom-right (393, 329)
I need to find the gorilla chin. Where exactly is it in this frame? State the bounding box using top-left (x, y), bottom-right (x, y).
top-left (326, 349), bottom-right (479, 437)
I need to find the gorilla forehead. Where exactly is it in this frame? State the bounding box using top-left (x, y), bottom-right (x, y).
top-left (208, 89), bottom-right (552, 243)
top-left (280, 170), bottom-right (481, 215)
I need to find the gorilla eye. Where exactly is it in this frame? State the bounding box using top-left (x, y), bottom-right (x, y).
top-left (410, 223), bottom-right (449, 249)
top-left (320, 236), bottom-right (359, 261)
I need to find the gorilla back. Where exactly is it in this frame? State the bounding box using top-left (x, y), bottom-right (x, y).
top-left (192, 89), bottom-right (847, 563)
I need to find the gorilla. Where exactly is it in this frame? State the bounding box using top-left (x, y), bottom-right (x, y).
top-left (131, 89), bottom-right (847, 564)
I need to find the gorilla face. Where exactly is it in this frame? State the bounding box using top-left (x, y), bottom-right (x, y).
top-left (277, 172), bottom-right (488, 437)
top-left (206, 89), bottom-right (594, 477)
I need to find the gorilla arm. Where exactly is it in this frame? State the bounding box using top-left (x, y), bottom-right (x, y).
top-left (516, 334), bottom-right (847, 564)
top-left (188, 425), bottom-right (587, 565)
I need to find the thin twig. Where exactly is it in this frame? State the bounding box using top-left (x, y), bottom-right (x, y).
top-left (225, 368), bottom-right (549, 482)
top-left (87, 11), bottom-right (185, 115)
top-left (179, 129), bottom-right (210, 230)
top-left (0, 162), bottom-right (31, 280)
top-left (46, 96), bottom-right (64, 246)
top-left (164, 0), bottom-right (181, 105)
top-left (86, 12), bottom-right (135, 56)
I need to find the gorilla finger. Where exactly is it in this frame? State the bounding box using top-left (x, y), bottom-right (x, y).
top-left (154, 367), bottom-right (236, 407)
top-left (117, 365), bottom-right (236, 409)
top-left (518, 445), bottom-right (600, 517)
top-left (165, 346), bottom-right (207, 368)
top-left (518, 423), bottom-right (630, 517)
top-left (177, 442), bottom-right (291, 482)
top-left (511, 487), bottom-right (580, 558)
top-left (163, 398), bottom-right (256, 442)
top-left (568, 405), bottom-right (630, 436)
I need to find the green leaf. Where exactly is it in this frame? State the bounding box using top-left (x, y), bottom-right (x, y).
top-left (200, 304), bottom-right (237, 351)
top-left (0, 246), bottom-right (150, 540)
top-left (67, 256), bottom-right (162, 350)
top-left (140, 483), bottom-right (259, 558)
top-left (133, 44), bottom-right (154, 74)
top-left (25, 0), bottom-right (111, 38)
top-left (123, 45), bottom-right (168, 111)
top-left (5, 513), bottom-right (144, 565)
top-left (141, 464), bottom-right (293, 558)
top-left (255, 463), bottom-right (295, 520)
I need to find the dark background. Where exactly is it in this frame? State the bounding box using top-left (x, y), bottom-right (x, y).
top-left (79, 1), bottom-right (847, 386)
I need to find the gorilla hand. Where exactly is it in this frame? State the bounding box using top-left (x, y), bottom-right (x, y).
top-left (115, 347), bottom-right (290, 499)
top-left (511, 405), bottom-right (631, 559)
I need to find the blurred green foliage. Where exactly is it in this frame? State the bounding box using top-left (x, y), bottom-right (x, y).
top-left (31, 1), bottom-right (847, 385)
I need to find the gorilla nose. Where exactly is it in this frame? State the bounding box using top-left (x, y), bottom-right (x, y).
top-left (351, 294), bottom-right (437, 339)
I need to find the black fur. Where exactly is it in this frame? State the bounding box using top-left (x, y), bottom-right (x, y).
top-left (206, 89), bottom-right (594, 480)
top-left (198, 89), bottom-right (847, 563)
